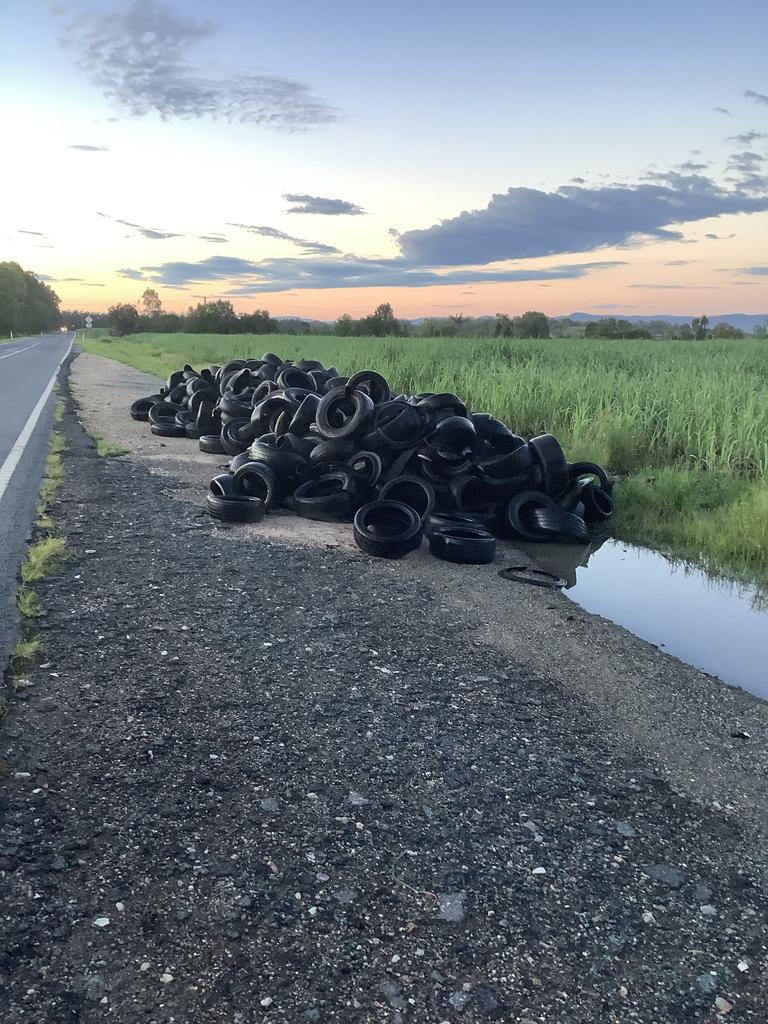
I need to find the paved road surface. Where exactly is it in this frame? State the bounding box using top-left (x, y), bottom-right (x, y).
top-left (0, 333), bottom-right (73, 672)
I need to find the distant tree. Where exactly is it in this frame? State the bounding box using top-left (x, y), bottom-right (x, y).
top-left (711, 321), bottom-right (745, 339)
top-left (0, 262), bottom-right (60, 335)
top-left (494, 313), bottom-right (514, 338)
top-left (334, 313), bottom-right (356, 336)
top-left (356, 302), bottom-right (403, 337)
top-left (515, 310), bottom-right (550, 338)
top-left (238, 309), bottom-right (279, 334)
top-left (140, 287), bottom-right (162, 316)
top-left (186, 299), bottom-right (238, 333)
top-left (751, 321), bottom-right (768, 339)
top-left (106, 302), bottom-right (140, 336)
top-left (691, 315), bottom-right (710, 340)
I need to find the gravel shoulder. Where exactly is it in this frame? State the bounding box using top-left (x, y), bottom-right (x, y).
top-left (0, 351), bottom-right (766, 1022)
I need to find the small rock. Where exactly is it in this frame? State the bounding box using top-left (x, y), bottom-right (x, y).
top-left (730, 730), bottom-right (750, 740)
top-left (642, 911), bottom-right (656, 925)
top-left (260, 797), bottom-right (279, 813)
top-left (646, 863), bottom-right (684, 888)
top-left (260, 996), bottom-right (274, 1008)
top-left (737, 960), bottom-right (749, 973)
top-left (115, 902), bottom-right (125, 912)
top-left (13, 772), bottom-right (31, 781)
top-left (616, 821), bottom-right (637, 838)
top-left (140, 962), bottom-right (150, 972)
top-left (694, 884), bottom-right (713, 902)
top-left (332, 887), bottom-right (356, 905)
top-left (92, 917), bottom-right (110, 928)
top-left (700, 904), bottom-right (717, 917)
top-left (715, 997), bottom-right (734, 1015)
top-left (437, 891), bottom-right (466, 922)
top-left (532, 866), bottom-right (546, 876)
top-left (160, 972), bottom-right (173, 984)
top-left (695, 973), bottom-right (718, 995)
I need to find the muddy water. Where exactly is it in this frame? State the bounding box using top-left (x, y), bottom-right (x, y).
top-left (516, 539), bottom-right (768, 699)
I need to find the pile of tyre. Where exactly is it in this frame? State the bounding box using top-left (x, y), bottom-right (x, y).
top-left (129, 354), bottom-right (614, 564)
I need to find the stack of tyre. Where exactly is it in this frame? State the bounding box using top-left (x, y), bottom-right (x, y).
top-left (130, 355), bottom-right (614, 564)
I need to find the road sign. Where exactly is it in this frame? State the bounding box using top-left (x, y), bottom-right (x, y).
top-left (85, 316), bottom-right (93, 328)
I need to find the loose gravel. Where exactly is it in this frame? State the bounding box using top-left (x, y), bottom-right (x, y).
top-left (0, 358), bottom-right (767, 1022)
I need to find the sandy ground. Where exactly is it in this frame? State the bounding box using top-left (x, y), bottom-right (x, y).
top-left (73, 351), bottom-right (768, 847)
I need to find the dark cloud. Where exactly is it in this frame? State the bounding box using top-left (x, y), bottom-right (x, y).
top-left (745, 90), bottom-right (768, 106)
top-left (627, 283), bottom-right (717, 290)
top-left (713, 106), bottom-right (731, 115)
top-left (117, 268), bottom-right (147, 280)
top-left (18, 229), bottom-right (45, 236)
top-left (115, 218), bottom-right (183, 240)
top-left (199, 234), bottom-right (229, 243)
top-left (283, 194), bottom-right (366, 216)
top-left (227, 223), bottom-right (340, 255)
top-left (678, 161), bottom-right (709, 172)
top-left (396, 172), bottom-right (768, 267)
top-left (65, 0), bottom-right (338, 131)
top-left (68, 144), bottom-right (109, 151)
top-left (83, 282), bottom-right (106, 287)
top-left (132, 254), bottom-right (624, 293)
top-left (728, 130), bottom-right (768, 145)
top-left (704, 232), bottom-right (736, 240)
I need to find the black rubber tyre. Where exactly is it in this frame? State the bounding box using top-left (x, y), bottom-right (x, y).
top-left (448, 474), bottom-right (499, 513)
top-left (148, 402), bottom-right (185, 426)
top-left (229, 451), bottom-right (253, 473)
top-left (429, 526), bottom-right (496, 565)
top-left (347, 451), bottom-right (383, 488)
top-left (199, 434), bottom-right (227, 455)
top-left (417, 393), bottom-right (468, 419)
top-left (353, 500), bottom-right (423, 558)
top-left (568, 461), bottom-right (611, 493)
top-left (478, 443), bottom-right (534, 480)
top-left (288, 394), bottom-right (321, 435)
top-left (527, 507), bottom-right (589, 544)
top-left (425, 512), bottom-right (482, 538)
top-left (185, 424), bottom-right (205, 440)
top-left (426, 415), bottom-right (480, 462)
top-left (292, 471), bottom-right (360, 521)
top-left (502, 490), bottom-right (558, 542)
top-left (315, 386), bottom-right (374, 440)
top-left (365, 401), bottom-right (428, 450)
top-left (528, 434), bottom-right (569, 497)
top-left (379, 475), bottom-right (435, 523)
top-left (345, 370), bottom-right (391, 405)
top-left (233, 461), bottom-right (280, 509)
top-left (150, 422), bottom-right (186, 438)
top-left (209, 473), bottom-right (240, 498)
top-left (221, 417), bottom-right (253, 456)
top-left (581, 482), bottom-right (615, 523)
top-left (248, 440), bottom-right (306, 486)
top-left (130, 395), bottom-right (164, 421)
top-left (206, 491), bottom-right (265, 523)
top-left (219, 393), bottom-right (253, 418)
top-left (309, 438), bottom-right (358, 467)
top-left (276, 366), bottom-right (316, 392)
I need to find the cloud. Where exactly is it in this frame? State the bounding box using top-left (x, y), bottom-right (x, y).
top-left (745, 90), bottom-right (768, 105)
top-left (117, 268), bottom-right (147, 280)
top-left (704, 232), bottom-right (736, 240)
top-left (728, 130), bottom-right (768, 145)
top-left (115, 218), bottom-right (183, 240)
top-left (713, 106), bottom-right (731, 115)
top-left (132, 253), bottom-right (624, 293)
top-left (627, 283), bottom-right (717, 290)
top-left (18, 229), bottom-right (45, 236)
top-left (36, 274), bottom-right (55, 282)
top-left (65, 0), bottom-right (338, 131)
top-left (227, 223), bottom-right (340, 255)
top-left (199, 234), bottom-right (229, 243)
top-left (68, 144), bottom-right (109, 151)
top-left (83, 282), bottom-right (106, 287)
top-left (678, 161), bottom-right (709, 172)
top-left (283, 193), bottom-right (366, 216)
top-left (664, 260), bottom-right (696, 266)
top-left (396, 172), bottom-right (768, 267)
top-left (736, 265), bottom-right (768, 275)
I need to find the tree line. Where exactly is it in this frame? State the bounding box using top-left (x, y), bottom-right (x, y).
top-left (57, 288), bottom-right (768, 341)
top-left (0, 262), bottom-right (61, 336)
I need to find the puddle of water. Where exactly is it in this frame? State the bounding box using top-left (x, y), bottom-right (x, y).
top-left (516, 538), bottom-right (768, 699)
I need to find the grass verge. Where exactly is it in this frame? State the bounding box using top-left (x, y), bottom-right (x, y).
top-left (95, 438), bottom-right (128, 458)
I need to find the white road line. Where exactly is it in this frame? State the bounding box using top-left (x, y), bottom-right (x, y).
top-left (0, 339), bottom-right (74, 505)
top-left (0, 341), bottom-right (42, 362)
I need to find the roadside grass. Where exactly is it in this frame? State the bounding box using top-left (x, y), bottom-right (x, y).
top-left (10, 637), bottom-right (42, 677)
top-left (80, 332), bottom-right (768, 587)
top-left (95, 438), bottom-right (128, 458)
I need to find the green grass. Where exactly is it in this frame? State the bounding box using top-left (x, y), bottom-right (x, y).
top-left (95, 438), bottom-right (128, 458)
top-left (11, 637), bottom-right (42, 676)
top-left (20, 537), bottom-right (70, 584)
top-left (80, 332), bottom-right (768, 588)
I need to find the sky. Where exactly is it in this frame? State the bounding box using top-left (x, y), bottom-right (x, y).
top-left (1, 0), bottom-right (767, 320)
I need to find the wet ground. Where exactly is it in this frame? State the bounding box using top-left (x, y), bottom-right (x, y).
top-left (520, 540), bottom-right (768, 700)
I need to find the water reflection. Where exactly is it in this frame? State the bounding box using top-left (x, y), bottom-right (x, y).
top-left (515, 538), bottom-right (768, 699)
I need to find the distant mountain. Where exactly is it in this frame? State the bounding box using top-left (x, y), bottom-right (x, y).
top-left (569, 312), bottom-right (768, 331)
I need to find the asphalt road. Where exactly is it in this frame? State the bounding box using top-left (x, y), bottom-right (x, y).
top-left (0, 333), bottom-right (73, 673)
